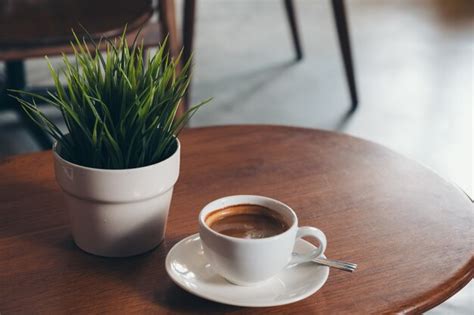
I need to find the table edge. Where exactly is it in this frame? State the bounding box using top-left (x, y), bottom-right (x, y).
top-left (406, 256), bottom-right (474, 313)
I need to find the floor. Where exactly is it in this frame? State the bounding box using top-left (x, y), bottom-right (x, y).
top-left (0, 0), bottom-right (472, 313)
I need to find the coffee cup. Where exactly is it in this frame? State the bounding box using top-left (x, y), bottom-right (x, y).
top-left (198, 195), bottom-right (327, 286)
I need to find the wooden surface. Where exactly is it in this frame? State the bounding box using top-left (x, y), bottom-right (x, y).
top-left (0, 0), bottom-right (153, 46)
top-left (0, 22), bottom-right (161, 62)
top-left (0, 125), bottom-right (472, 314)
top-left (158, 0), bottom-right (186, 118)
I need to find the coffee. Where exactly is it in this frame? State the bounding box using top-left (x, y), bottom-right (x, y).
top-left (205, 204), bottom-right (290, 239)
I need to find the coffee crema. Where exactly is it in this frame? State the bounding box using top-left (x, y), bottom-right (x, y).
top-left (205, 204), bottom-right (290, 239)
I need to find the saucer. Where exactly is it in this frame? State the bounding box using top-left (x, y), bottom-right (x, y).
top-left (165, 233), bottom-right (330, 307)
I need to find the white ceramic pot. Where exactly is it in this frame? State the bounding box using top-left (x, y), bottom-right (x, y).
top-left (53, 140), bottom-right (180, 257)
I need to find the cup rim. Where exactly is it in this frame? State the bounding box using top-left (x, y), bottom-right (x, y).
top-left (199, 195), bottom-right (298, 243)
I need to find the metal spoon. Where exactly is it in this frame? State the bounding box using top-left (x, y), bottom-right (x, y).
top-left (313, 257), bottom-right (357, 272)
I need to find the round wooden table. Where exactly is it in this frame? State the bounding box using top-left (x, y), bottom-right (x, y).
top-left (0, 125), bottom-right (472, 314)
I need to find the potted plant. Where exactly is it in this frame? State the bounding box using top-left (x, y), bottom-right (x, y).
top-left (10, 29), bottom-right (210, 257)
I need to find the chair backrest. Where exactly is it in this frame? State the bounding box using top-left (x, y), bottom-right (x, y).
top-left (0, 0), bottom-right (153, 46)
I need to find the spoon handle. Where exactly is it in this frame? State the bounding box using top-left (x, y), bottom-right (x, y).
top-left (313, 257), bottom-right (357, 272)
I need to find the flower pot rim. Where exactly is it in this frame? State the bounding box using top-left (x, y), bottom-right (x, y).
top-left (53, 137), bottom-right (180, 173)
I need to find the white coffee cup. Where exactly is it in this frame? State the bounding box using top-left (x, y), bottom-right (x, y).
top-left (199, 195), bottom-right (327, 286)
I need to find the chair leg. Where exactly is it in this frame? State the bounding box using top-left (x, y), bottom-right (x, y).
top-left (283, 0), bottom-right (303, 60)
top-left (0, 69), bottom-right (5, 110)
top-left (182, 0), bottom-right (196, 106)
top-left (6, 60), bottom-right (53, 149)
top-left (5, 61), bottom-right (26, 110)
top-left (158, 0), bottom-right (187, 118)
top-left (5, 61), bottom-right (26, 95)
top-left (331, 0), bottom-right (358, 111)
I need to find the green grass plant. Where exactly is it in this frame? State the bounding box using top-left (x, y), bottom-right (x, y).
top-left (10, 28), bottom-right (210, 169)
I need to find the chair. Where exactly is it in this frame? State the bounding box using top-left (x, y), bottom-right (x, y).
top-left (180, 0), bottom-right (358, 112)
top-left (0, 0), bottom-right (181, 149)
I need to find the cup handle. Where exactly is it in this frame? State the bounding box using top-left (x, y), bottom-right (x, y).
top-left (289, 226), bottom-right (327, 265)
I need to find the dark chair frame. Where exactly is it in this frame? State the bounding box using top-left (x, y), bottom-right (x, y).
top-left (181, 0), bottom-right (358, 111)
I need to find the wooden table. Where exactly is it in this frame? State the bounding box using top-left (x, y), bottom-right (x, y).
top-left (1, 125), bottom-right (472, 314)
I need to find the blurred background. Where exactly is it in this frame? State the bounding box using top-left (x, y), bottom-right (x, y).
top-left (0, 1), bottom-right (472, 313)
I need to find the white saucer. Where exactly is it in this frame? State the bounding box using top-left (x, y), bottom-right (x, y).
top-left (165, 233), bottom-right (329, 307)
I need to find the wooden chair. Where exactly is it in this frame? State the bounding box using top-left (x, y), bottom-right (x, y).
top-left (180, 0), bottom-right (358, 112)
top-left (0, 0), bottom-right (181, 149)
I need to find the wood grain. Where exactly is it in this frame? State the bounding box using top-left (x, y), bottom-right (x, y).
top-left (0, 22), bottom-right (162, 62)
top-left (0, 0), bottom-right (153, 46)
top-left (0, 125), bottom-right (472, 314)
top-left (157, 0), bottom-right (186, 118)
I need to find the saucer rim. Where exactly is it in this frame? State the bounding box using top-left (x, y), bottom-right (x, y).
top-left (165, 233), bottom-right (330, 307)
